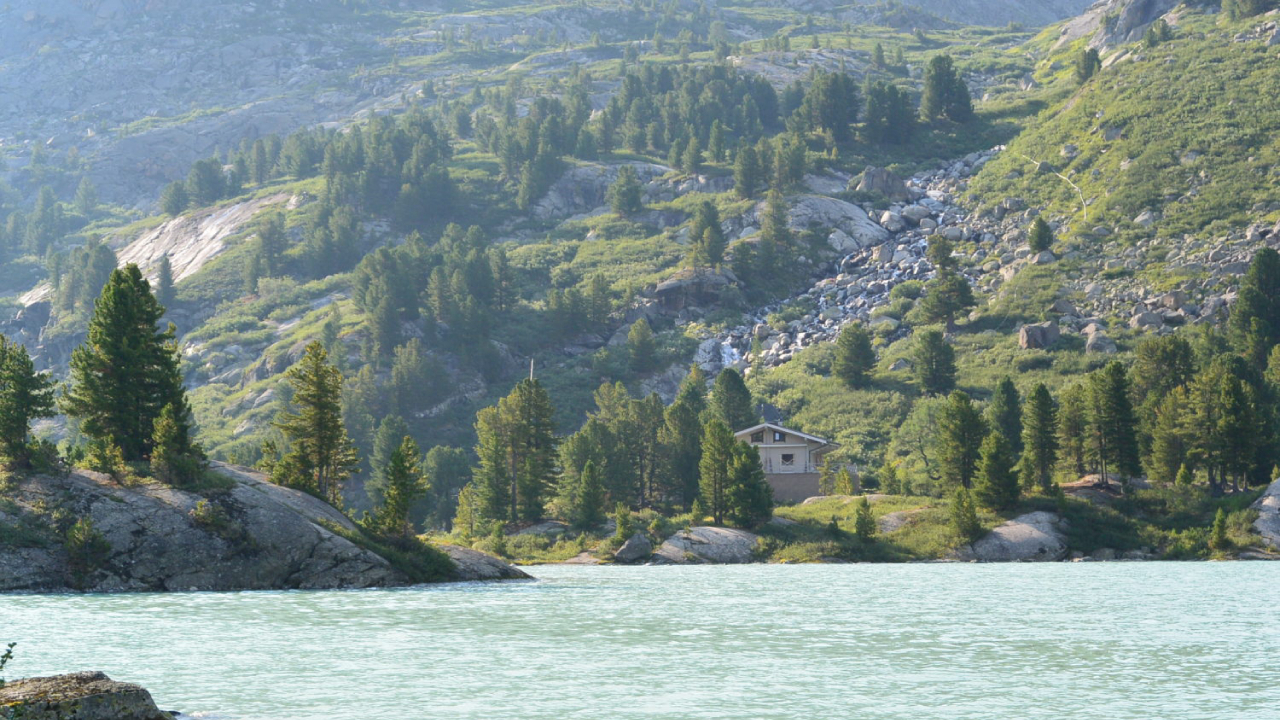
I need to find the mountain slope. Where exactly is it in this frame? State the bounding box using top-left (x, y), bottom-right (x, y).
top-left (969, 7), bottom-right (1280, 240)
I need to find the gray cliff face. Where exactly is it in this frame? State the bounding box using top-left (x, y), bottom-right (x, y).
top-left (0, 462), bottom-right (526, 593)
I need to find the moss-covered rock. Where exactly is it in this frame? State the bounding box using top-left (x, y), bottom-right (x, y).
top-left (0, 671), bottom-right (171, 720)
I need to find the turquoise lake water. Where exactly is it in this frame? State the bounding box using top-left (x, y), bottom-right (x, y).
top-left (3, 563), bottom-right (1278, 719)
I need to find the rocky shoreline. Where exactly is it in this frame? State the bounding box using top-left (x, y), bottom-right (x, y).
top-left (0, 463), bottom-right (526, 594)
top-left (538, 477), bottom-right (1280, 566)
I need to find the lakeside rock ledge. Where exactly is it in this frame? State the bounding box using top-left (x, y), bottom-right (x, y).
top-left (653, 526), bottom-right (760, 564)
top-left (0, 463), bottom-right (525, 593)
top-left (0, 671), bottom-right (171, 720)
top-left (954, 511), bottom-right (1069, 562)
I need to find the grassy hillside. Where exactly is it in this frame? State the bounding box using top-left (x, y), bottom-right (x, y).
top-left (970, 8), bottom-right (1280, 241)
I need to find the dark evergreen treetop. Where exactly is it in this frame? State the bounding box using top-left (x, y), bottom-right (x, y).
top-left (65, 264), bottom-right (191, 463)
top-left (709, 368), bottom-right (758, 432)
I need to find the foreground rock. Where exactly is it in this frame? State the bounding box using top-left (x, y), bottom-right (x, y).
top-left (1252, 477), bottom-right (1280, 550)
top-left (956, 511), bottom-right (1069, 562)
top-left (0, 672), bottom-right (171, 720)
top-left (653, 527), bottom-right (760, 564)
top-left (0, 464), bottom-right (522, 592)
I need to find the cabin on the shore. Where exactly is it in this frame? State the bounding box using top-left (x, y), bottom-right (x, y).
top-left (734, 422), bottom-right (837, 503)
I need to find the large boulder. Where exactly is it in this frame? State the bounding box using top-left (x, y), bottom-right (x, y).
top-left (958, 511), bottom-right (1069, 562)
top-left (614, 533), bottom-right (654, 563)
top-left (1085, 332), bottom-right (1118, 354)
top-left (0, 464), bottom-right (525, 592)
top-left (0, 672), bottom-right (171, 720)
top-left (1252, 477), bottom-right (1280, 550)
top-left (1019, 321), bottom-right (1060, 349)
top-left (854, 166), bottom-right (910, 202)
top-left (772, 195), bottom-right (890, 252)
top-left (653, 526), bottom-right (759, 564)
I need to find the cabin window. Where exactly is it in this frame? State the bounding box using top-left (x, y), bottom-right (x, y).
top-left (781, 454), bottom-right (795, 466)
top-left (751, 431), bottom-right (764, 443)
top-left (773, 431), bottom-right (787, 442)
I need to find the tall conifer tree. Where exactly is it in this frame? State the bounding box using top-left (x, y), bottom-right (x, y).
top-left (273, 342), bottom-right (359, 505)
top-left (65, 264), bottom-right (192, 463)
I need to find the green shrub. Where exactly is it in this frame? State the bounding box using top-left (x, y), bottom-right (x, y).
top-left (190, 499), bottom-right (229, 531)
top-left (64, 517), bottom-right (111, 583)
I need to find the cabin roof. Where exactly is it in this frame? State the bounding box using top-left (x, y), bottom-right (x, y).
top-left (734, 422), bottom-right (836, 448)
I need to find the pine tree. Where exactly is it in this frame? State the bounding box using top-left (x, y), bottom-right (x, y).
top-left (1020, 384), bottom-right (1059, 492)
top-left (660, 366), bottom-right (708, 509)
top-left (834, 466), bottom-right (857, 495)
top-left (864, 81), bottom-right (916, 144)
top-left (1229, 248), bottom-right (1280, 368)
top-left (912, 329), bottom-right (956, 396)
top-left (587, 273), bottom-right (612, 327)
top-left (1210, 507), bottom-right (1229, 550)
top-left (709, 368), bottom-right (758, 431)
top-left (919, 268), bottom-right (975, 332)
top-left (243, 246), bottom-right (264, 296)
top-left (569, 460), bottom-right (607, 530)
top-left (872, 42), bottom-right (886, 67)
top-left (733, 144), bottom-right (761, 199)
top-left (708, 121), bottom-right (726, 163)
top-left (150, 402), bottom-right (206, 487)
top-left (376, 436), bottom-right (428, 539)
top-left (516, 162), bottom-right (539, 211)
top-left (160, 181), bottom-right (189, 216)
top-left (1087, 361), bottom-right (1141, 482)
top-left (725, 440), bottom-right (773, 528)
top-left (974, 432), bottom-right (1019, 510)
top-left (832, 322), bottom-right (876, 388)
top-left (473, 379), bottom-right (558, 522)
top-left (759, 189), bottom-right (791, 247)
top-left (155, 256), bottom-right (175, 309)
top-left (627, 318), bottom-right (657, 373)
top-left (688, 201), bottom-right (726, 270)
top-left (682, 135), bottom-right (703, 175)
top-left (1058, 382), bottom-right (1089, 478)
top-left (853, 495), bottom-right (876, 541)
top-left (950, 487), bottom-right (981, 542)
top-left (273, 342), bottom-right (359, 506)
top-left (920, 54), bottom-right (972, 122)
top-left (74, 177), bottom-right (98, 217)
top-left (698, 417), bottom-right (736, 525)
top-left (1147, 389), bottom-right (1189, 485)
top-left (65, 265), bottom-right (192, 463)
top-left (987, 377), bottom-right (1022, 454)
top-left (367, 415), bottom-right (410, 506)
top-left (608, 165), bottom-right (644, 216)
top-left (0, 335), bottom-right (55, 466)
top-left (938, 391), bottom-right (987, 490)
top-left (1074, 48), bottom-right (1101, 84)
top-left (1028, 217), bottom-right (1053, 253)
